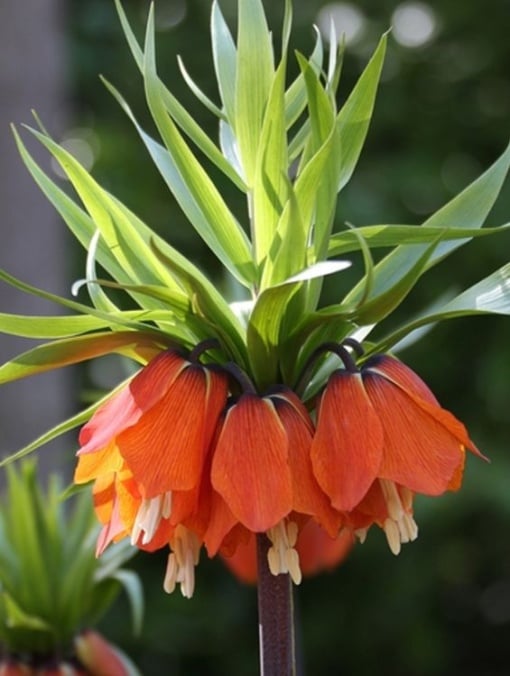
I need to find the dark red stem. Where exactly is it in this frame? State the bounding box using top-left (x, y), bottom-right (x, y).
top-left (256, 534), bottom-right (296, 676)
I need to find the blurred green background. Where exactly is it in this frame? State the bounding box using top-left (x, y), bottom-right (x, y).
top-left (2, 0), bottom-right (510, 674)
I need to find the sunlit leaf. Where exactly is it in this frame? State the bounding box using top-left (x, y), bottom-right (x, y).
top-left (252, 60), bottom-right (289, 268)
top-left (0, 331), bottom-right (168, 385)
top-left (373, 263), bottom-right (510, 353)
top-left (114, 0), bottom-right (245, 190)
top-left (142, 9), bottom-right (255, 285)
top-left (314, 33), bottom-right (387, 260)
top-left (211, 0), bottom-right (237, 125)
top-left (346, 141), bottom-right (510, 305)
top-left (234, 0), bottom-right (274, 184)
top-left (328, 223), bottom-right (510, 256)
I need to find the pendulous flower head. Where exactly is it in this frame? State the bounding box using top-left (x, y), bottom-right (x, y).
top-left (75, 343), bottom-right (229, 596)
top-left (74, 338), bottom-right (483, 596)
top-left (311, 350), bottom-right (484, 555)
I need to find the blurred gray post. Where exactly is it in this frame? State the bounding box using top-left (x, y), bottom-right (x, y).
top-left (0, 0), bottom-right (73, 477)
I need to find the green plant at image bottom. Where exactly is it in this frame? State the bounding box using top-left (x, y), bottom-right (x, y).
top-left (0, 461), bottom-right (142, 675)
top-left (0, 0), bottom-right (509, 674)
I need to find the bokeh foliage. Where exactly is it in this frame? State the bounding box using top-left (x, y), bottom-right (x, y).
top-left (57, 0), bottom-right (510, 673)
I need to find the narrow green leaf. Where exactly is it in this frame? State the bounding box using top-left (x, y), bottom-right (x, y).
top-left (114, 1), bottom-right (245, 190)
top-left (281, 0), bottom-right (293, 59)
top-left (268, 126), bottom-right (339, 286)
top-left (328, 223), bottom-right (510, 256)
top-left (177, 55), bottom-right (225, 119)
top-left (25, 127), bottom-right (186, 296)
top-left (3, 466), bottom-right (54, 613)
top-left (15, 126), bottom-right (183, 316)
top-left (314, 33), bottom-right (387, 261)
top-left (234, 0), bottom-right (274, 184)
top-left (13, 128), bottom-right (125, 288)
top-left (150, 240), bottom-right (248, 368)
top-left (83, 230), bottom-right (120, 313)
top-left (248, 261), bottom-right (351, 386)
top-left (247, 282), bottom-right (304, 387)
top-left (142, 10), bottom-right (255, 286)
top-left (260, 182), bottom-right (306, 288)
top-left (424, 141), bottom-right (510, 261)
top-left (1, 593), bottom-right (51, 633)
top-left (0, 331), bottom-right (169, 386)
top-left (114, 0), bottom-right (143, 68)
top-left (335, 33), bottom-right (387, 193)
top-left (0, 313), bottom-right (115, 339)
top-left (443, 263), bottom-right (510, 315)
top-left (252, 59), bottom-right (289, 268)
top-left (373, 263), bottom-right (510, 353)
top-left (350, 237), bottom-right (439, 324)
top-left (347, 141), bottom-right (510, 304)
top-left (211, 0), bottom-right (237, 124)
top-left (0, 269), bottom-right (183, 338)
top-left (0, 267), bottom-right (171, 336)
top-left (284, 28), bottom-right (324, 132)
top-left (296, 52), bottom-right (335, 158)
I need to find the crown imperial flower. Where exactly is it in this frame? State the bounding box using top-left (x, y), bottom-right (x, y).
top-left (311, 348), bottom-right (484, 554)
top-left (74, 335), bottom-right (484, 594)
top-left (1, 0), bottom-right (507, 671)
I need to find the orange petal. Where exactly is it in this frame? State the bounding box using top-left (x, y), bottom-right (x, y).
top-left (364, 372), bottom-right (466, 494)
top-left (78, 350), bottom-right (187, 455)
top-left (202, 490), bottom-right (239, 557)
top-left (96, 497), bottom-right (127, 556)
top-left (297, 521), bottom-right (354, 576)
top-left (344, 479), bottom-right (388, 531)
top-left (92, 474), bottom-right (116, 524)
top-left (271, 390), bottom-right (342, 537)
top-left (220, 533), bottom-right (258, 583)
top-left (364, 354), bottom-right (439, 405)
top-left (74, 441), bottom-right (123, 484)
top-left (366, 355), bottom-right (484, 459)
top-left (211, 394), bottom-right (293, 532)
top-left (311, 371), bottom-right (384, 511)
top-left (117, 365), bottom-right (225, 496)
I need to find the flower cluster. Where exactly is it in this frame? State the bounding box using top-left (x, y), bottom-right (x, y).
top-left (74, 338), bottom-right (482, 597)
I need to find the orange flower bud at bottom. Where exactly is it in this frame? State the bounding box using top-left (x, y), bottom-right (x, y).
top-left (221, 520), bottom-right (354, 584)
top-left (74, 630), bottom-right (135, 676)
top-left (0, 659), bottom-right (33, 676)
top-left (35, 662), bottom-right (85, 676)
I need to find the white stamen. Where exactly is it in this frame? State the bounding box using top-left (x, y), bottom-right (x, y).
top-left (383, 518), bottom-right (402, 555)
top-left (266, 520), bottom-right (302, 585)
top-left (131, 492), bottom-right (173, 546)
top-left (162, 491), bottom-right (173, 519)
top-left (379, 480), bottom-right (418, 555)
top-left (163, 525), bottom-right (201, 598)
top-left (355, 528), bottom-right (368, 544)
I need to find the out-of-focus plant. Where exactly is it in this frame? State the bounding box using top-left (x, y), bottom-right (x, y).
top-left (0, 460), bottom-right (142, 675)
top-left (0, 0), bottom-right (509, 673)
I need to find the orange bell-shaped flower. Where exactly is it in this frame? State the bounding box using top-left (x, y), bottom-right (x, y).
top-left (74, 344), bottom-right (229, 597)
top-left (311, 348), bottom-right (483, 554)
top-left (77, 346), bottom-right (228, 498)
